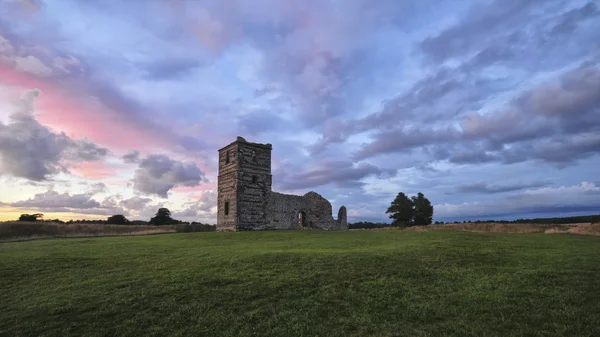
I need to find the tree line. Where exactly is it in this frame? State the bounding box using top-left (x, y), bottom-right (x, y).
top-left (18, 208), bottom-right (214, 226)
top-left (349, 191), bottom-right (599, 229)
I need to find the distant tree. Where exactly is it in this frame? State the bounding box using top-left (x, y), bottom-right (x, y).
top-left (386, 192), bottom-right (415, 227)
top-left (156, 208), bottom-right (171, 218)
top-left (149, 208), bottom-right (180, 225)
top-left (348, 221), bottom-right (392, 229)
top-left (18, 213), bottom-right (43, 222)
top-left (106, 214), bottom-right (129, 225)
top-left (411, 193), bottom-right (434, 226)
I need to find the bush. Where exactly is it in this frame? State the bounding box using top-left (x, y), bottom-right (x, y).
top-left (19, 213), bottom-right (43, 222)
top-left (106, 215), bottom-right (129, 225)
top-left (175, 223), bottom-right (216, 232)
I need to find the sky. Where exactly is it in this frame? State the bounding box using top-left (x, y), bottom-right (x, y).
top-left (0, 0), bottom-right (599, 224)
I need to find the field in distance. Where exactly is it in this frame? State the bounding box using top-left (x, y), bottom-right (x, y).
top-left (2, 230), bottom-right (600, 336)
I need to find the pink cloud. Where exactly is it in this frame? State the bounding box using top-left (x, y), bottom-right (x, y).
top-left (71, 161), bottom-right (119, 180)
top-left (172, 183), bottom-right (216, 194)
top-left (0, 64), bottom-right (172, 152)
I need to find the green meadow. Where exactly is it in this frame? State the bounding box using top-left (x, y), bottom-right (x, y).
top-left (1, 230), bottom-right (599, 336)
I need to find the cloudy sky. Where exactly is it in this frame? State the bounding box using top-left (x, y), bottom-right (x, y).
top-left (0, 0), bottom-right (599, 223)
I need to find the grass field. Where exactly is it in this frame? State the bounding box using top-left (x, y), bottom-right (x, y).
top-left (0, 222), bottom-right (215, 241)
top-left (1, 230), bottom-right (600, 336)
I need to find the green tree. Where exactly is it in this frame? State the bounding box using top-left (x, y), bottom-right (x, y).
top-left (18, 213), bottom-right (43, 222)
top-left (386, 192), bottom-right (414, 227)
top-left (106, 214), bottom-right (129, 225)
top-left (412, 192), bottom-right (434, 226)
top-left (150, 208), bottom-right (179, 225)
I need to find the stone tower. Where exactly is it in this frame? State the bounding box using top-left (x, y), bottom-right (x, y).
top-left (217, 136), bottom-right (273, 231)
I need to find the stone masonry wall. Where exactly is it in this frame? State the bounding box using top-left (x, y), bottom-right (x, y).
top-left (264, 191), bottom-right (348, 230)
top-left (216, 137), bottom-right (347, 231)
top-left (216, 142), bottom-right (239, 231)
top-left (236, 141), bottom-right (272, 230)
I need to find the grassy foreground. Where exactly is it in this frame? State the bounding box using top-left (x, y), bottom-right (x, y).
top-left (1, 231), bottom-right (600, 337)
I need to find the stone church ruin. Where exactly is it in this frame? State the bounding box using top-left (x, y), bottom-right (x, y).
top-left (217, 137), bottom-right (348, 231)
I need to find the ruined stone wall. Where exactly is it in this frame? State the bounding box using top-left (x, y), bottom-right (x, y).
top-left (265, 191), bottom-right (348, 230)
top-left (216, 136), bottom-right (347, 231)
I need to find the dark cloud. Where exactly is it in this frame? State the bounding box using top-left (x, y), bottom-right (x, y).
top-left (0, 90), bottom-right (109, 181)
top-left (456, 181), bottom-right (549, 194)
top-left (133, 154), bottom-right (206, 198)
top-left (551, 2), bottom-right (598, 35)
top-left (8, 189), bottom-right (126, 216)
top-left (353, 127), bottom-right (460, 161)
top-left (449, 153), bottom-right (494, 165)
top-left (143, 58), bottom-right (203, 80)
top-left (70, 138), bottom-right (110, 161)
top-left (312, 64), bottom-right (488, 153)
top-left (275, 160), bottom-right (396, 191)
top-left (122, 150), bottom-right (141, 164)
top-left (11, 190), bottom-right (100, 209)
top-left (119, 196), bottom-right (152, 211)
top-left (354, 64), bottom-right (600, 166)
top-left (420, 0), bottom-right (542, 62)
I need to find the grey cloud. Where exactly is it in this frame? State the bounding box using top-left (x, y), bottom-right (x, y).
top-left (353, 126), bottom-right (460, 161)
top-left (276, 160), bottom-right (396, 191)
top-left (133, 154), bottom-right (206, 198)
top-left (526, 64), bottom-right (600, 118)
top-left (173, 208), bottom-right (198, 218)
top-left (511, 132), bottom-right (600, 165)
top-left (448, 150), bottom-right (498, 165)
top-left (122, 150), bottom-right (141, 164)
top-left (436, 181), bottom-right (600, 220)
top-left (11, 190), bottom-right (100, 209)
top-left (551, 2), bottom-right (598, 35)
top-left (143, 58), bottom-right (203, 80)
top-left (313, 64), bottom-right (487, 153)
top-left (354, 64), bottom-right (600, 165)
top-left (315, 1), bottom-right (600, 153)
top-left (421, 1), bottom-right (600, 72)
top-left (174, 191), bottom-right (217, 219)
top-left (0, 30), bottom-right (83, 78)
top-left (236, 110), bottom-right (297, 136)
top-left (69, 138), bottom-right (110, 161)
top-left (90, 182), bottom-right (107, 194)
top-left (0, 90), bottom-right (109, 181)
top-left (8, 189), bottom-right (126, 216)
top-left (456, 181), bottom-right (549, 194)
top-left (119, 196), bottom-right (152, 211)
top-left (421, 0), bottom-right (542, 62)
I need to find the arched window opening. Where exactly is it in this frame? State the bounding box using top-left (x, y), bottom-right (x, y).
top-left (225, 151), bottom-right (230, 164)
top-left (252, 175), bottom-right (257, 183)
top-left (298, 211), bottom-right (307, 227)
top-left (224, 201), bottom-right (230, 216)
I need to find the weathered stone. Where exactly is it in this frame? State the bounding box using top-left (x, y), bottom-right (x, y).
top-left (216, 137), bottom-right (348, 231)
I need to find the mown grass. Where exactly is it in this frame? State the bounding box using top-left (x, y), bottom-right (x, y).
top-left (1, 230), bottom-right (599, 337)
top-left (399, 222), bottom-right (600, 236)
